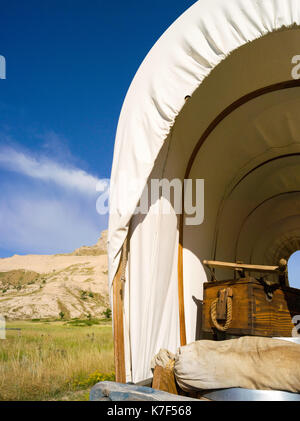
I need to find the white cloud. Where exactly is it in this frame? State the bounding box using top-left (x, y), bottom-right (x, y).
top-left (0, 188), bottom-right (107, 254)
top-left (0, 142), bottom-right (109, 256)
top-left (0, 146), bottom-right (107, 196)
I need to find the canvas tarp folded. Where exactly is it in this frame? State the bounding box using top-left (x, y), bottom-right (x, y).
top-left (153, 337), bottom-right (300, 393)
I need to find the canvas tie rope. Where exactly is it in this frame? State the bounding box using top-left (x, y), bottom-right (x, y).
top-left (210, 296), bottom-right (233, 332)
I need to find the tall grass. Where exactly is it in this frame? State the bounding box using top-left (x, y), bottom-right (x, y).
top-left (0, 320), bottom-right (114, 401)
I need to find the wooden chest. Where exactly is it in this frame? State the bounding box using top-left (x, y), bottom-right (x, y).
top-left (202, 278), bottom-right (300, 337)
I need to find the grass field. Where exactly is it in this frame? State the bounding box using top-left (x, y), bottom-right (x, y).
top-left (0, 319), bottom-right (114, 401)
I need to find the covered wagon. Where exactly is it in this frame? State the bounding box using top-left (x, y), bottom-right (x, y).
top-left (103, 0), bottom-right (300, 400)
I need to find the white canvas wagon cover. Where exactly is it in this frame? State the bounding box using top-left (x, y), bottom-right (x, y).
top-left (108, 0), bottom-right (300, 383)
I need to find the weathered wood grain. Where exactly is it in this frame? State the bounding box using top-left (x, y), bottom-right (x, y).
top-left (113, 251), bottom-right (126, 383)
top-left (152, 365), bottom-right (178, 395)
top-left (202, 278), bottom-right (300, 337)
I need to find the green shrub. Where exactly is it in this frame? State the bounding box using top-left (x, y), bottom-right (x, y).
top-left (102, 308), bottom-right (112, 319)
top-left (70, 371), bottom-right (115, 390)
top-left (66, 319), bottom-right (100, 327)
top-left (59, 311), bottom-right (65, 320)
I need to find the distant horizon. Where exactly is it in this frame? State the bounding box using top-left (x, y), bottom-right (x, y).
top-left (0, 226), bottom-right (109, 258)
top-left (1, 246), bottom-right (299, 291)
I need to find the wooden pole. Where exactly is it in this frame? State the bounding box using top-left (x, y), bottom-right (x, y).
top-left (178, 217), bottom-right (187, 346)
top-left (202, 260), bottom-right (287, 274)
top-left (113, 243), bottom-right (127, 383)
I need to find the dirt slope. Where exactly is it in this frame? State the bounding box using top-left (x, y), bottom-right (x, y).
top-left (0, 231), bottom-right (109, 320)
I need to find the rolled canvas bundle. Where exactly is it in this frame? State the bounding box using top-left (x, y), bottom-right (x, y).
top-left (174, 337), bottom-right (300, 393)
top-left (153, 337), bottom-right (300, 394)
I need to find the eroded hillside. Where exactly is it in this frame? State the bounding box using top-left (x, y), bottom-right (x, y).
top-left (0, 231), bottom-right (109, 320)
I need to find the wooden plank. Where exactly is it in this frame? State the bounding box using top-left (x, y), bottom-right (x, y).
top-left (253, 286), bottom-right (299, 337)
top-left (113, 248), bottom-right (126, 384)
top-left (152, 365), bottom-right (178, 395)
top-left (151, 366), bottom-right (211, 401)
top-left (203, 260), bottom-right (285, 274)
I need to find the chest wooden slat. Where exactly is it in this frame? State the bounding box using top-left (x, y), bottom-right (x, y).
top-left (202, 278), bottom-right (300, 337)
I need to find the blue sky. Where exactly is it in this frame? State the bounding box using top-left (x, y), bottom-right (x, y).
top-left (288, 251), bottom-right (300, 289)
top-left (0, 0), bottom-right (196, 257)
